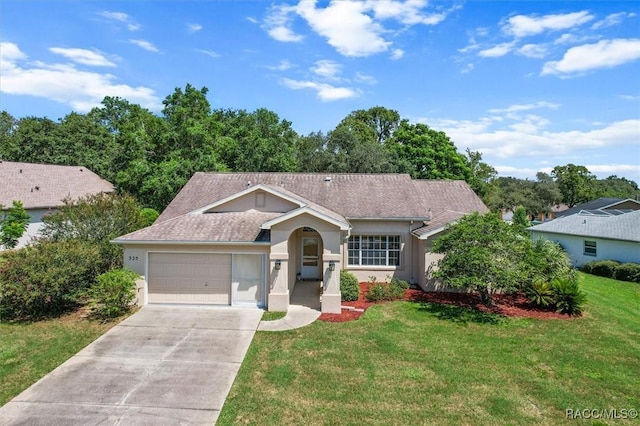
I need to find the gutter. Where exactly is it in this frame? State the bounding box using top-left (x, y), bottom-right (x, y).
top-left (111, 239), bottom-right (271, 246)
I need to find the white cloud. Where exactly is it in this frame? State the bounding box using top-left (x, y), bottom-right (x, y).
top-left (489, 101), bottom-right (560, 114)
top-left (478, 42), bottom-right (515, 58)
top-left (0, 42), bottom-right (161, 112)
top-left (49, 47), bottom-right (116, 67)
top-left (592, 12), bottom-right (636, 30)
top-left (296, 0), bottom-right (390, 57)
top-left (311, 59), bottom-right (342, 79)
top-left (129, 39), bottom-right (160, 53)
top-left (619, 94), bottom-right (640, 101)
top-left (503, 11), bottom-right (594, 38)
top-left (247, 17), bottom-right (258, 24)
top-left (267, 60), bottom-right (294, 71)
top-left (366, 0), bottom-right (454, 25)
top-left (355, 72), bottom-right (377, 84)
top-left (517, 43), bottom-right (548, 59)
top-left (197, 49), bottom-right (220, 58)
top-left (390, 48), bottom-right (404, 60)
top-left (98, 11), bottom-right (140, 31)
top-left (264, 4), bottom-right (304, 42)
top-left (542, 38), bottom-right (640, 76)
top-left (188, 23), bottom-right (203, 33)
top-left (280, 78), bottom-right (359, 101)
top-left (264, 1), bottom-right (452, 58)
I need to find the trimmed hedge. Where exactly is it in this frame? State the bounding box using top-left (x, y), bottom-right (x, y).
top-left (340, 270), bottom-right (360, 302)
top-left (581, 260), bottom-right (640, 283)
top-left (365, 278), bottom-right (409, 302)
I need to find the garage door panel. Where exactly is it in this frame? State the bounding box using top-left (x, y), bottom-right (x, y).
top-left (148, 253), bottom-right (231, 305)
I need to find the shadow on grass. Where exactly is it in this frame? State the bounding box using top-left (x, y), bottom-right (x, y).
top-left (413, 301), bottom-right (506, 325)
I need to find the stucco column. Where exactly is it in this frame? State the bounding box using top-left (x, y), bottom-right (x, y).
top-left (268, 252), bottom-right (289, 311)
top-left (321, 253), bottom-right (342, 313)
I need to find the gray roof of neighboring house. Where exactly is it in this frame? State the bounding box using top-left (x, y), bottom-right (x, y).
top-left (0, 161), bottom-right (114, 210)
top-left (114, 210), bottom-right (279, 243)
top-left (118, 173), bottom-right (487, 244)
top-left (528, 209), bottom-right (640, 243)
top-left (555, 197), bottom-right (639, 218)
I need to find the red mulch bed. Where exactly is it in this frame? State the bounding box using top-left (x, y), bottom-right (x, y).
top-left (318, 282), bottom-right (571, 323)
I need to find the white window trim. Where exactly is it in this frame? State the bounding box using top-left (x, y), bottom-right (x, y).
top-left (583, 240), bottom-right (597, 257)
top-left (347, 235), bottom-right (401, 267)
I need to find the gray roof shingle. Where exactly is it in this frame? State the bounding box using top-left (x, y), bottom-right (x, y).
top-left (528, 209), bottom-right (640, 242)
top-left (117, 173), bottom-right (488, 244)
top-left (0, 161), bottom-right (114, 210)
top-left (114, 210), bottom-right (280, 243)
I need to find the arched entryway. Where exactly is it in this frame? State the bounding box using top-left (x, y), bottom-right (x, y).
top-left (288, 227), bottom-right (323, 310)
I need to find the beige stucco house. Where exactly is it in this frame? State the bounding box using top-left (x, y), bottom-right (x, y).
top-left (0, 161), bottom-right (114, 249)
top-left (113, 173), bottom-right (488, 313)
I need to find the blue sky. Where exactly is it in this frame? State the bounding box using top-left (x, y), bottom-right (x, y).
top-left (1, 1), bottom-right (639, 182)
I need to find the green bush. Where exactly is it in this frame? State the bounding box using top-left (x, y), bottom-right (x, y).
top-left (365, 283), bottom-right (388, 302)
top-left (0, 240), bottom-right (101, 320)
top-left (551, 278), bottom-right (587, 316)
top-left (581, 260), bottom-right (620, 278)
top-left (526, 280), bottom-right (555, 308)
top-left (139, 208), bottom-right (160, 227)
top-left (613, 263), bottom-right (640, 283)
top-left (89, 269), bottom-right (139, 319)
top-left (340, 270), bottom-right (360, 302)
top-left (365, 279), bottom-right (408, 302)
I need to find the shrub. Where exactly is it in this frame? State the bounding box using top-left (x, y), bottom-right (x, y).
top-left (365, 283), bottom-right (388, 302)
top-left (89, 269), bottom-right (139, 319)
top-left (0, 240), bottom-right (101, 320)
top-left (613, 263), bottom-right (640, 283)
top-left (581, 260), bottom-right (620, 279)
top-left (551, 278), bottom-right (586, 316)
top-left (526, 280), bottom-right (555, 308)
top-left (340, 270), bottom-right (360, 302)
top-left (364, 279), bottom-right (408, 302)
top-left (140, 208), bottom-right (160, 227)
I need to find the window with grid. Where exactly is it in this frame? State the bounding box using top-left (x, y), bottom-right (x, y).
top-left (583, 240), bottom-right (597, 256)
top-left (347, 235), bottom-right (400, 266)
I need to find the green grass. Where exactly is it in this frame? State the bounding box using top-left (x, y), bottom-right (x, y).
top-left (0, 312), bottom-right (118, 406)
top-left (261, 311), bottom-right (287, 321)
top-left (219, 273), bottom-right (640, 425)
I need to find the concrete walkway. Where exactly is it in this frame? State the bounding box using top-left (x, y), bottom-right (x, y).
top-left (0, 306), bottom-right (263, 425)
top-left (258, 281), bottom-right (321, 331)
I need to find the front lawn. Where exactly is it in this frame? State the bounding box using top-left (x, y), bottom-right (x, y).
top-left (219, 273), bottom-right (640, 425)
top-left (0, 311), bottom-right (118, 406)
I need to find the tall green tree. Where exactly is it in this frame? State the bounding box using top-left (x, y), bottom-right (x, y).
top-left (551, 164), bottom-right (597, 207)
top-left (390, 120), bottom-right (471, 180)
top-left (0, 201), bottom-right (30, 249)
top-left (432, 212), bottom-right (530, 304)
top-left (594, 175), bottom-right (639, 199)
top-left (466, 149), bottom-right (497, 197)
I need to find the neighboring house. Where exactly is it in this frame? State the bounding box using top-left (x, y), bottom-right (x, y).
top-left (114, 173), bottom-right (488, 313)
top-left (555, 197), bottom-right (640, 219)
top-left (528, 209), bottom-right (640, 267)
top-left (501, 204), bottom-right (570, 223)
top-left (0, 161), bottom-right (114, 249)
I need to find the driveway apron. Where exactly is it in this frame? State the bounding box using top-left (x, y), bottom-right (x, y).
top-left (0, 306), bottom-right (263, 425)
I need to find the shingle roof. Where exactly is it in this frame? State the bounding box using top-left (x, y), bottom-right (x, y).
top-left (555, 198), bottom-right (637, 218)
top-left (0, 161), bottom-right (114, 210)
top-left (114, 210), bottom-right (280, 243)
top-left (120, 173), bottom-right (488, 244)
top-left (158, 173), bottom-right (486, 223)
top-left (411, 180), bottom-right (489, 237)
top-left (528, 209), bottom-right (640, 243)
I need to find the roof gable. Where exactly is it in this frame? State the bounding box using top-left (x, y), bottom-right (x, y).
top-left (556, 198), bottom-right (640, 218)
top-left (191, 184), bottom-right (301, 214)
top-left (0, 161), bottom-right (114, 210)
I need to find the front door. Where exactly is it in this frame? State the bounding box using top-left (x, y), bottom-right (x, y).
top-left (300, 237), bottom-right (320, 280)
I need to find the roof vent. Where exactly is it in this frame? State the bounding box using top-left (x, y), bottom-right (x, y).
top-left (324, 176), bottom-right (331, 182)
top-left (247, 181), bottom-right (251, 187)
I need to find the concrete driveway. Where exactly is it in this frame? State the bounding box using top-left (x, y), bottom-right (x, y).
top-left (0, 306), bottom-right (263, 425)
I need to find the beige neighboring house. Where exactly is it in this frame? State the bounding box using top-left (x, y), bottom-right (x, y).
top-left (0, 161), bottom-right (114, 249)
top-left (114, 173), bottom-right (487, 313)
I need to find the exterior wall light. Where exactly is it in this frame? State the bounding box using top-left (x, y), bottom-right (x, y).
top-left (329, 260), bottom-right (335, 271)
top-left (274, 259), bottom-right (282, 270)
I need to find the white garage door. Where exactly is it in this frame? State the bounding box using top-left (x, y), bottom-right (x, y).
top-left (148, 253), bottom-right (232, 304)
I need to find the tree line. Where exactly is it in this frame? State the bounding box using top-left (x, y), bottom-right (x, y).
top-left (1, 83), bottom-right (637, 212)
